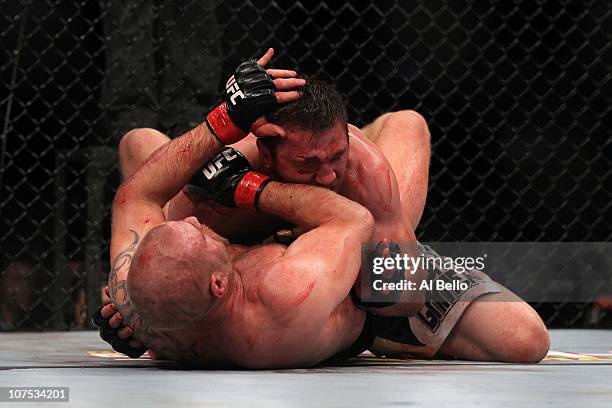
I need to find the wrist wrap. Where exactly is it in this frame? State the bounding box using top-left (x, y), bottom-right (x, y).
top-left (187, 147), bottom-right (272, 209)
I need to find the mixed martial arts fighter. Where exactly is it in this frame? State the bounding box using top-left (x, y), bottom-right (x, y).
top-left (95, 49), bottom-right (549, 366)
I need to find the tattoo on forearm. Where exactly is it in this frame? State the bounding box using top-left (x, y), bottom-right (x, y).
top-left (108, 231), bottom-right (156, 344)
top-left (108, 231), bottom-right (138, 318)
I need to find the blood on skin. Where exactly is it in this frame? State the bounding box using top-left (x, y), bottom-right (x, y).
top-left (378, 168), bottom-right (394, 213)
top-left (177, 139), bottom-right (193, 154)
top-left (292, 280), bottom-right (315, 307)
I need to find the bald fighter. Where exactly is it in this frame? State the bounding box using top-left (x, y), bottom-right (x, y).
top-left (97, 49), bottom-right (549, 365)
top-left (96, 51), bottom-right (385, 367)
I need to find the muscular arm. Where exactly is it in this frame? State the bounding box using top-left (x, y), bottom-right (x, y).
top-left (257, 182), bottom-right (374, 318)
top-left (342, 131), bottom-right (425, 315)
top-left (108, 124), bottom-right (224, 340)
top-left (343, 130), bottom-right (408, 233)
top-left (116, 124), bottom-right (222, 210)
top-left (109, 122), bottom-right (223, 305)
top-left (105, 50), bottom-right (303, 352)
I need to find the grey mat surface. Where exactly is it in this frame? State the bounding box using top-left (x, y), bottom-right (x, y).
top-left (0, 329), bottom-right (611, 407)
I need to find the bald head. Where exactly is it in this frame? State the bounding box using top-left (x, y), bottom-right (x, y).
top-left (127, 221), bottom-right (227, 329)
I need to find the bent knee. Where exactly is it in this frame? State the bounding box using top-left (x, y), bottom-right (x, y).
top-left (382, 110), bottom-right (430, 139)
top-left (499, 317), bottom-right (550, 363)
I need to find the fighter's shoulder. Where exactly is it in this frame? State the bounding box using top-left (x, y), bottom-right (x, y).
top-left (255, 247), bottom-right (326, 322)
top-left (343, 123), bottom-right (393, 196)
top-left (347, 123), bottom-right (390, 168)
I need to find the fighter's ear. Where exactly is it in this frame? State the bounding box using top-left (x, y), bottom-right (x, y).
top-left (256, 138), bottom-right (274, 169)
top-left (209, 272), bottom-right (229, 298)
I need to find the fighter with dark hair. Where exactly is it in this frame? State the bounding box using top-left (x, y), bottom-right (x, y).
top-left (96, 49), bottom-right (549, 366)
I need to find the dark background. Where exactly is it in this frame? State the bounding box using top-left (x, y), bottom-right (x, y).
top-left (1, 0), bottom-right (610, 330)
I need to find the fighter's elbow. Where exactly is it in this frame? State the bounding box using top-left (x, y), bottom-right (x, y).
top-left (353, 205), bottom-right (375, 239)
top-left (328, 199), bottom-right (374, 236)
top-left (363, 208), bottom-right (375, 234)
top-left (118, 128), bottom-right (157, 160)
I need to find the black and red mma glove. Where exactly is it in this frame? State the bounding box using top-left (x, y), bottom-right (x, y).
top-left (187, 147), bottom-right (272, 209)
top-left (206, 59), bottom-right (276, 145)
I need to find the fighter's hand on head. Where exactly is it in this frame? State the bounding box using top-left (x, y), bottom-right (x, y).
top-left (257, 48), bottom-right (303, 104)
top-left (206, 47), bottom-right (304, 145)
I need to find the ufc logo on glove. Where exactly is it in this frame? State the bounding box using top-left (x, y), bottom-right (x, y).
top-left (203, 149), bottom-right (239, 179)
top-left (226, 75), bottom-right (245, 105)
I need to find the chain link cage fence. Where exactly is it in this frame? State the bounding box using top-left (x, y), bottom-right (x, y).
top-left (0, 0), bottom-right (610, 331)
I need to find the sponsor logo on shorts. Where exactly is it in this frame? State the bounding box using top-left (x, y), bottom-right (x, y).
top-left (416, 269), bottom-right (479, 333)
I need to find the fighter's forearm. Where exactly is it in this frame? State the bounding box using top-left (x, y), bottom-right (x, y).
top-left (119, 123), bottom-right (223, 206)
top-left (257, 181), bottom-right (372, 230)
top-left (116, 51), bottom-right (300, 206)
